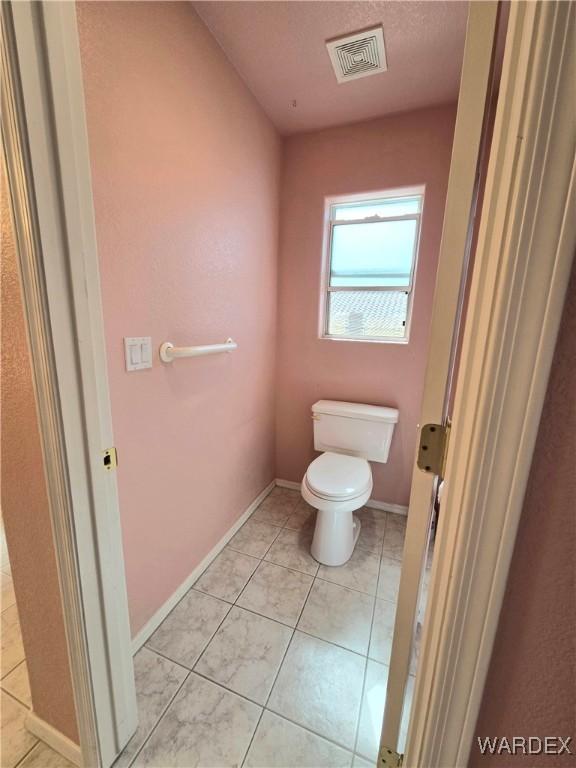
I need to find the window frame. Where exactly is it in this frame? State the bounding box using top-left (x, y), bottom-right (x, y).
top-left (320, 186), bottom-right (425, 344)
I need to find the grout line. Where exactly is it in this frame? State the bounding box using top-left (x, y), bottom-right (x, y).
top-left (240, 706), bottom-right (265, 768)
top-left (293, 623), bottom-right (373, 660)
top-left (0, 655), bottom-right (25, 682)
top-left (190, 668), bottom-right (266, 710)
top-left (128, 490), bottom-right (402, 768)
top-left (146, 598), bottom-right (233, 675)
top-left (261, 561), bottom-right (317, 709)
top-left (124, 669), bottom-right (193, 768)
top-left (314, 573), bottom-right (378, 599)
top-left (352, 514), bottom-right (388, 757)
top-left (231, 587), bottom-right (299, 629)
top-left (190, 586), bottom-right (235, 606)
top-left (1, 687), bottom-right (31, 710)
top-left (128, 527), bottom-right (273, 768)
top-left (263, 703), bottom-right (357, 756)
top-left (141, 646), bottom-right (192, 674)
top-left (13, 740), bottom-right (40, 768)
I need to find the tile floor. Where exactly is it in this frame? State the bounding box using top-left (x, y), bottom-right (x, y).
top-left (118, 486), bottom-right (422, 768)
top-left (0, 520), bottom-right (76, 768)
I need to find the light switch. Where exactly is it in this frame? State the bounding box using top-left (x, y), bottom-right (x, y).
top-left (124, 337), bottom-right (152, 371)
top-left (140, 341), bottom-right (151, 365)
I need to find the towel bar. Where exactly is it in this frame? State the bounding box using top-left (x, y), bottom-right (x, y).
top-left (160, 338), bottom-right (237, 363)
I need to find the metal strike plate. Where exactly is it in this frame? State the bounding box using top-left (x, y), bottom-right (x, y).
top-left (379, 744), bottom-right (403, 768)
top-left (103, 447), bottom-right (118, 471)
top-left (417, 423), bottom-right (450, 476)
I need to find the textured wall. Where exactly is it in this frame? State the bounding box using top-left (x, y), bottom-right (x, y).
top-left (1, 165), bottom-right (79, 742)
top-left (275, 106), bottom-right (456, 505)
top-left (76, 1), bottom-right (281, 634)
top-left (470, 259), bottom-right (576, 766)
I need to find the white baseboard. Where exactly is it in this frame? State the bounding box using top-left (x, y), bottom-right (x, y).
top-left (274, 478), bottom-right (300, 491)
top-left (275, 478), bottom-right (408, 516)
top-left (365, 499), bottom-right (408, 516)
top-left (131, 480), bottom-right (276, 653)
top-left (25, 711), bottom-right (82, 766)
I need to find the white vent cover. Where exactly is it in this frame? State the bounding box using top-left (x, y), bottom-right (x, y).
top-left (326, 26), bottom-right (387, 84)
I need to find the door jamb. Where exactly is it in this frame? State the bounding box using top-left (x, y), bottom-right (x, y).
top-left (405, 2), bottom-right (575, 765)
top-left (1, 3), bottom-right (137, 766)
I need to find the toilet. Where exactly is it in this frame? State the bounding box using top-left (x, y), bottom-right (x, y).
top-left (301, 400), bottom-right (399, 566)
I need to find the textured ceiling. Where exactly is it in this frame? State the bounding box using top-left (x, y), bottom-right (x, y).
top-left (193, 1), bottom-right (469, 135)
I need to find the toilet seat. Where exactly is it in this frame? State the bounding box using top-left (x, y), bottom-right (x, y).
top-left (305, 452), bottom-right (371, 501)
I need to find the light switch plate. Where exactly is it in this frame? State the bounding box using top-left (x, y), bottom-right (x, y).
top-left (124, 337), bottom-right (152, 371)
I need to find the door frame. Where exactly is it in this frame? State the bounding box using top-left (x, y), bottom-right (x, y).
top-left (1, 1), bottom-right (574, 768)
top-left (382, 1), bottom-right (499, 751)
top-left (404, 2), bottom-right (575, 766)
top-left (1, 3), bottom-right (137, 767)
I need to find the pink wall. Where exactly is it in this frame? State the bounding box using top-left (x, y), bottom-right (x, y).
top-left (76, 2), bottom-right (281, 634)
top-left (275, 106), bottom-right (456, 506)
top-left (470, 259), bottom-right (575, 767)
top-left (1, 165), bottom-right (79, 742)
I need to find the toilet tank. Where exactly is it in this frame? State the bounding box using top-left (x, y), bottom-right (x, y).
top-left (312, 400), bottom-right (399, 463)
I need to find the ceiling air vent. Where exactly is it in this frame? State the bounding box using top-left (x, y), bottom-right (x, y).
top-left (326, 26), bottom-right (387, 84)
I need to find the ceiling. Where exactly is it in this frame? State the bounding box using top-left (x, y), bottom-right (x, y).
top-left (193, 1), bottom-right (469, 135)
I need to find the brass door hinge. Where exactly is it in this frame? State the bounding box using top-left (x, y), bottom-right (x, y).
top-left (103, 447), bottom-right (118, 471)
top-left (417, 423), bottom-right (450, 476)
top-left (379, 744), bottom-right (403, 768)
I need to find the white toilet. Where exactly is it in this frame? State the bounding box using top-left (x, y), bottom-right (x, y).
top-left (301, 400), bottom-right (399, 566)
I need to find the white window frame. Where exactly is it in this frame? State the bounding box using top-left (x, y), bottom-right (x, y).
top-left (320, 185), bottom-right (425, 344)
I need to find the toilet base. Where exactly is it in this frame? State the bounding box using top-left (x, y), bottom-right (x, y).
top-left (311, 510), bottom-right (362, 566)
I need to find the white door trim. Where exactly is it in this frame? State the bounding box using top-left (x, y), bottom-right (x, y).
top-left (381, 2), bottom-right (499, 751)
top-left (405, 2), bottom-right (575, 766)
top-left (1, 3), bottom-right (137, 766)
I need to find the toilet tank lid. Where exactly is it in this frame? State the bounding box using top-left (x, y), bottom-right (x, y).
top-left (312, 400), bottom-right (399, 424)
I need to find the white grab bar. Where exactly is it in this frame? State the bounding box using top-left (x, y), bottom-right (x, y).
top-left (160, 338), bottom-right (237, 363)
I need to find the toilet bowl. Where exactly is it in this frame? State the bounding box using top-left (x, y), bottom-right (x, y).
top-left (302, 452), bottom-right (372, 566)
top-left (302, 400), bottom-right (398, 567)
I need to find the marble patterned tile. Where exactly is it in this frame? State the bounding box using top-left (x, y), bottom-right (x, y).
top-left (1, 661), bottom-right (32, 708)
top-left (0, 691), bottom-right (37, 768)
top-left (147, 589), bottom-right (230, 668)
top-left (18, 742), bottom-right (75, 768)
top-left (244, 711), bottom-right (353, 768)
top-left (356, 660), bottom-right (389, 761)
top-left (298, 579), bottom-right (374, 654)
top-left (226, 520), bottom-right (281, 558)
top-left (268, 631), bottom-right (365, 750)
top-left (284, 500), bottom-right (316, 532)
top-left (356, 665), bottom-right (414, 758)
top-left (1, 604), bottom-right (25, 678)
top-left (194, 606), bottom-right (291, 705)
top-left (355, 508), bottom-right (387, 554)
top-left (237, 561), bottom-right (313, 626)
top-left (382, 514), bottom-right (406, 561)
top-left (368, 599), bottom-right (396, 666)
top-left (114, 647), bottom-right (188, 768)
top-left (317, 546), bottom-right (380, 595)
top-left (194, 548), bottom-right (259, 602)
top-left (376, 555), bottom-right (402, 604)
top-left (264, 529), bottom-right (319, 577)
top-left (353, 755), bottom-right (374, 768)
top-left (251, 489), bottom-right (300, 527)
top-left (1, 570), bottom-right (16, 612)
top-left (133, 673), bottom-right (261, 768)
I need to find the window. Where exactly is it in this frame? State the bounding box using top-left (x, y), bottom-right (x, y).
top-left (322, 188), bottom-right (424, 342)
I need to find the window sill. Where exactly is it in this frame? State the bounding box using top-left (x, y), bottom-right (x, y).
top-left (320, 334), bottom-right (410, 345)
